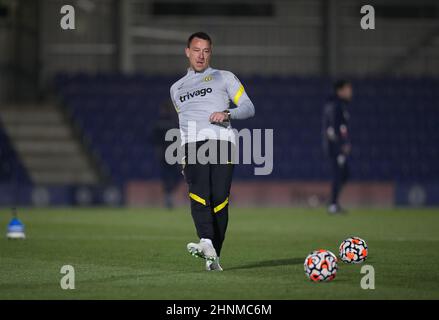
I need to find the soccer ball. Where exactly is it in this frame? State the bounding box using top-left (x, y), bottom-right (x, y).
top-left (304, 249), bottom-right (338, 282)
top-left (339, 237), bottom-right (368, 264)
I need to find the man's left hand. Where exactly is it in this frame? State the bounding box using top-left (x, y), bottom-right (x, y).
top-left (209, 112), bottom-right (229, 123)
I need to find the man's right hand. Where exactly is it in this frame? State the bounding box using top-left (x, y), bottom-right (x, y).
top-left (327, 127), bottom-right (337, 142)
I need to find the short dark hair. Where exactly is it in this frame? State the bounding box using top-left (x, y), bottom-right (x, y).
top-left (187, 32), bottom-right (212, 48)
top-left (334, 80), bottom-right (351, 92)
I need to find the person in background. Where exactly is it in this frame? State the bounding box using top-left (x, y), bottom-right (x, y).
top-left (322, 80), bottom-right (353, 214)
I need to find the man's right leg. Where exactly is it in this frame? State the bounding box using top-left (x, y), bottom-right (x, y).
top-left (184, 162), bottom-right (215, 242)
top-left (330, 156), bottom-right (341, 205)
top-left (183, 142), bottom-right (218, 261)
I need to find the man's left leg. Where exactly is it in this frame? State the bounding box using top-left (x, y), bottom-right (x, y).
top-left (210, 162), bottom-right (234, 257)
top-left (206, 161), bottom-right (233, 271)
top-left (330, 156), bottom-right (350, 213)
top-left (329, 156), bottom-right (341, 208)
top-left (329, 153), bottom-right (350, 214)
top-left (206, 141), bottom-right (235, 272)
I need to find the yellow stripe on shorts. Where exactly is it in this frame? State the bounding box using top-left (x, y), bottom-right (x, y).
top-left (213, 197), bottom-right (229, 213)
top-left (189, 193), bottom-right (206, 206)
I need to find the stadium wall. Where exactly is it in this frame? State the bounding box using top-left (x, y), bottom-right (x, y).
top-left (125, 181), bottom-right (394, 208)
top-left (2, 0), bottom-right (438, 102)
top-left (1, 181), bottom-right (439, 207)
top-left (36, 0), bottom-right (439, 80)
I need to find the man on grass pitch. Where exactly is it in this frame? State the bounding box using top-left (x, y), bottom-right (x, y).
top-left (170, 32), bottom-right (255, 271)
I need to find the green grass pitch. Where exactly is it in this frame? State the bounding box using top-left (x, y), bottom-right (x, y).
top-left (1, 207), bottom-right (439, 299)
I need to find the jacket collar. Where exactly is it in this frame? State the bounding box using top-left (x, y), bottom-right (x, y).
top-left (187, 66), bottom-right (212, 75)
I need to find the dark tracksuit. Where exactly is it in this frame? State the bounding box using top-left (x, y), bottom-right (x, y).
top-left (183, 140), bottom-right (235, 257)
top-left (322, 96), bottom-right (350, 206)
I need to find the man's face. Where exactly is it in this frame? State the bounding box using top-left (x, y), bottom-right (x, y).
top-left (337, 84), bottom-right (353, 102)
top-left (185, 37), bottom-right (212, 72)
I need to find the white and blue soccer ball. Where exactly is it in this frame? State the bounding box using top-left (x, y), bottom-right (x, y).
top-left (304, 249), bottom-right (338, 282)
top-left (339, 237), bottom-right (368, 264)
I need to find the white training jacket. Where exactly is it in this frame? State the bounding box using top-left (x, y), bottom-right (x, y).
top-left (170, 67), bottom-right (255, 145)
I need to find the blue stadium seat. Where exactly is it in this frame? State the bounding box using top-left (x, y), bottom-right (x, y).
top-left (56, 74), bottom-right (439, 183)
top-left (0, 123), bottom-right (30, 184)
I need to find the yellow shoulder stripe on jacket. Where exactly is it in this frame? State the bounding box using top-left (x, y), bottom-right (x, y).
top-left (233, 85), bottom-right (244, 105)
